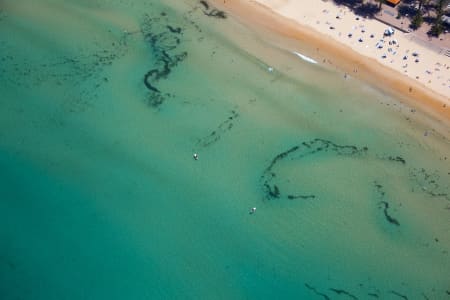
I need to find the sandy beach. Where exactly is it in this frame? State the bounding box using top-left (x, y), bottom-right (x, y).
top-left (210, 0), bottom-right (450, 123)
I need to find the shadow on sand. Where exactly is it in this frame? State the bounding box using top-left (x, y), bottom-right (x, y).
top-left (332, 0), bottom-right (381, 18)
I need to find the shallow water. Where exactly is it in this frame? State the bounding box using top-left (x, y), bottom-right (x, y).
top-left (1, 0), bottom-right (449, 299)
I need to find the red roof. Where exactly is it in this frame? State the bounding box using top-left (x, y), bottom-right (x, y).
top-left (386, 0), bottom-right (401, 4)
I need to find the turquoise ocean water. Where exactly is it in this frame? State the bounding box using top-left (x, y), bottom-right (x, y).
top-left (1, 0), bottom-right (449, 299)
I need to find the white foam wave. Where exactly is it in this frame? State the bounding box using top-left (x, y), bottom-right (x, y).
top-left (293, 51), bottom-right (318, 64)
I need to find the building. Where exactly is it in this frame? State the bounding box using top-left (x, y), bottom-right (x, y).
top-left (386, 0), bottom-right (401, 6)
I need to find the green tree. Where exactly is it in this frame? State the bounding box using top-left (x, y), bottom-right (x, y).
top-left (376, 0), bottom-right (383, 10)
top-left (435, 0), bottom-right (450, 14)
top-left (429, 20), bottom-right (443, 36)
top-left (417, 0), bottom-right (429, 11)
top-left (430, 0), bottom-right (449, 37)
top-left (411, 12), bottom-right (424, 29)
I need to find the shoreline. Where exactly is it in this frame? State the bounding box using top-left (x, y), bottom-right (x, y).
top-left (209, 0), bottom-right (450, 125)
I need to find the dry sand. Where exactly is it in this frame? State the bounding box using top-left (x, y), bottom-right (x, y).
top-left (210, 0), bottom-right (450, 122)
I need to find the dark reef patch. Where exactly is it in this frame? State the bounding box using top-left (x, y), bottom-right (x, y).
top-left (204, 9), bottom-right (227, 19)
top-left (287, 194), bottom-right (316, 200)
top-left (166, 25), bottom-right (182, 34)
top-left (329, 288), bottom-right (358, 299)
top-left (144, 69), bottom-right (161, 93)
top-left (196, 110), bottom-right (239, 147)
top-left (199, 0), bottom-right (209, 10)
top-left (373, 181), bottom-right (400, 226)
top-left (0, 29), bottom-right (127, 112)
top-left (409, 168), bottom-right (449, 200)
top-left (390, 290), bottom-right (408, 300)
top-left (1, 46), bottom-right (124, 89)
top-left (264, 183), bottom-right (280, 198)
top-left (304, 283), bottom-right (330, 300)
top-left (387, 156), bottom-right (406, 164)
top-left (379, 201), bottom-right (400, 226)
top-left (199, 1), bottom-right (227, 19)
top-left (140, 13), bottom-right (188, 108)
top-left (260, 139), bottom-right (368, 200)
